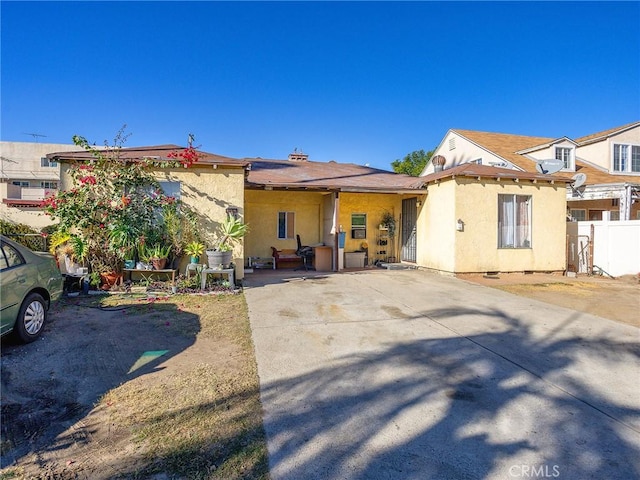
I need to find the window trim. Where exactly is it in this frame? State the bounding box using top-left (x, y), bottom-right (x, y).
top-left (555, 146), bottom-right (574, 171)
top-left (612, 143), bottom-right (640, 173)
top-left (277, 211), bottom-right (295, 239)
top-left (40, 157), bottom-right (57, 168)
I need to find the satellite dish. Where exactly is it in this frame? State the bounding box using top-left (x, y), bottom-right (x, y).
top-left (535, 158), bottom-right (564, 174)
top-left (571, 173), bottom-right (587, 189)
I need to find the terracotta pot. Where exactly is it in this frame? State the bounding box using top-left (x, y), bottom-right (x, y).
top-left (100, 272), bottom-right (121, 290)
top-left (151, 258), bottom-right (167, 270)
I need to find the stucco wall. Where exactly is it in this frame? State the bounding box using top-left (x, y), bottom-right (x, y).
top-left (155, 167), bottom-right (246, 276)
top-left (419, 177), bottom-right (567, 273)
top-left (338, 192), bottom-right (403, 257)
top-left (244, 190), bottom-right (406, 267)
top-left (0, 204), bottom-right (55, 230)
top-left (244, 190), bottom-right (325, 259)
top-left (417, 180), bottom-right (457, 271)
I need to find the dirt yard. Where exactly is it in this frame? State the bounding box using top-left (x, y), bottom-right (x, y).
top-left (458, 272), bottom-right (639, 328)
top-left (0, 293), bottom-right (269, 480)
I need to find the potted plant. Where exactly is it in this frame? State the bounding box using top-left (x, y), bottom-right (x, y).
top-left (206, 215), bottom-right (249, 269)
top-left (145, 244), bottom-right (171, 270)
top-left (185, 241), bottom-right (205, 264)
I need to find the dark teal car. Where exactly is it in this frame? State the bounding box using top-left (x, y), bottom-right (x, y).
top-left (0, 235), bottom-right (63, 343)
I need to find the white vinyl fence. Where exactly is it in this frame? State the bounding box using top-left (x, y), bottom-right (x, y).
top-left (575, 217), bottom-right (640, 277)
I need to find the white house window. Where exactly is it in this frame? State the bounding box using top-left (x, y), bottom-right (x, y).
top-left (40, 181), bottom-right (57, 189)
top-left (12, 181), bottom-right (29, 187)
top-left (40, 157), bottom-right (57, 168)
top-left (570, 209), bottom-right (586, 221)
top-left (498, 195), bottom-right (531, 248)
top-left (469, 158), bottom-right (482, 165)
top-left (613, 144), bottom-right (640, 172)
top-left (555, 147), bottom-right (573, 170)
top-left (613, 144), bottom-right (628, 172)
top-left (278, 212), bottom-right (295, 239)
top-left (632, 146), bottom-right (640, 172)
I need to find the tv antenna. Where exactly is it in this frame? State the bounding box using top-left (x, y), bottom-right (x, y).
top-left (23, 132), bottom-right (47, 142)
top-left (570, 173), bottom-right (587, 197)
top-left (535, 158), bottom-right (564, 175)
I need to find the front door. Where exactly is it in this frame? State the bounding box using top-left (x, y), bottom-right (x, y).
top-left (401, 198), bottom-right (417, 263)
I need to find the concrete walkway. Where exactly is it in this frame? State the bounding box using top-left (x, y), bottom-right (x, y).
top-left (244, 269), bottom-right (640, 480)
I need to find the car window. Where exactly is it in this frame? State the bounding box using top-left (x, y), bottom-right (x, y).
top-left (0, 243), bottom-right (25, 270)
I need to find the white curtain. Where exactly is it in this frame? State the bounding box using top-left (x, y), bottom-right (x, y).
top-left (499, 195), bottom-right (514, 247)
top-left (515, 196), bottom-right (530, 247)
top-left (499, 195), bottom-right (531, 248)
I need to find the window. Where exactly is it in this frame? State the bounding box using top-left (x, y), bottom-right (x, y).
top-left (278, 212), bottom-right (295, 239)
top-left (570, 209), bottom-right (586, 221)
top-left (555, 147), bottom-right (573, 170)
top-left (613, 144), bottom-right (628, 172)
top-left (469, 158), bottom-right (482, 165)
top-left (498, 195), bottom-right (531, 248)
top-left (613, 144), bottom-right (640, 172)
top-left (0, 242), bottom-right (25, 270)
top-left (40, 157), bottom-right (57, 168)
top-left (632, 146), bottom-right (640, 172)
top-left (158, 181), bottom-right (181, 200)
top-left (610, 211), bottom-right (620, 221)
top-left (40, 181), bottom-right (58, 189)
top-left (351, 213), bottom-right (367, 239)
top-left (12, 181), bottom-right (29, 187)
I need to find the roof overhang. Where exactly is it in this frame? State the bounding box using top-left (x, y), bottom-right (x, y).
top-left (2, 199), bottom-right (43, 208)
top-left (245, 183), bottom-right (425, 194)
top-left (515, 136), bottom-right (577, 155)
top-left (421, 164), bottom-right (571, 186)
top-left (47, 145), bottom-right (250, 169)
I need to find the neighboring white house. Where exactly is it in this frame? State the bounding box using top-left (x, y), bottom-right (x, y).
top-left (423, 122), bottom-right (640, 221)
top-left (0, 141), bottom-right (84, 228)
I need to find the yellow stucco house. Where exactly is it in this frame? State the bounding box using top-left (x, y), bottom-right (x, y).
top-left (49, 144), bottom-right (571, 278)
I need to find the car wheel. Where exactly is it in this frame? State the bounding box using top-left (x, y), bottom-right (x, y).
top-left (14, 293), bottom-right (47, 343)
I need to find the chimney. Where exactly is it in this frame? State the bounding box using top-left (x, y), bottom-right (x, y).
top-left (432, 155), bottom-right (446, 172)
top-left (288, 148), bottom-right (308, 162)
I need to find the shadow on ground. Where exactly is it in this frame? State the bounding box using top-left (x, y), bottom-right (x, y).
top-left (1, 297), bottom-right (200, 469)
top-left (259, 305), bottom-right (640, 480)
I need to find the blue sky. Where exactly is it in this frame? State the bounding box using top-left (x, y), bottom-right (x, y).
top-left (2, 1), bottom-right (638, 171)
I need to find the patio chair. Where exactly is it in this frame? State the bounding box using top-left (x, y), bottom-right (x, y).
top-left (295, 234), bottom-right (315, 271)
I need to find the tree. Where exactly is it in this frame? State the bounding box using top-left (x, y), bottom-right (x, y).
top-left (41, 127), bottom-right (201, 279)
top-left (391, 149), bottom-right (434, 177)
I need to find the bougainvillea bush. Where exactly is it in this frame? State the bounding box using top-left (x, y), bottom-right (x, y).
top-left (41, 129), bottom-right (201, 282)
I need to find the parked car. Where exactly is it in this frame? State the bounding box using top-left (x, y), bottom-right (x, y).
top-left (0, 235), bottom-right (63, 343)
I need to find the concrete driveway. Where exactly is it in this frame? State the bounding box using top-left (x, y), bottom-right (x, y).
top-left (244, 269), bottom-right (640, 480)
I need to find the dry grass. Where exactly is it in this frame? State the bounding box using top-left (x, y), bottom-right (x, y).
top-left (0, 293), bottom-right (270, 480)
top-left (96, 294), bottom-right (269, 479)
